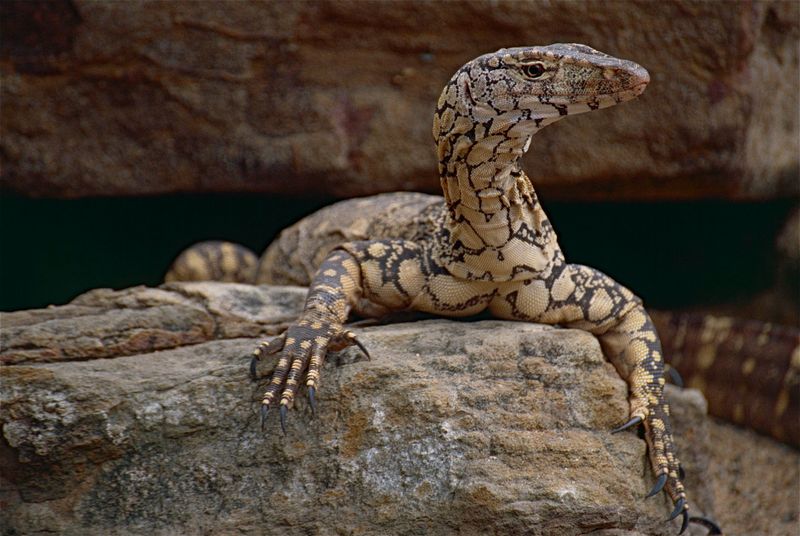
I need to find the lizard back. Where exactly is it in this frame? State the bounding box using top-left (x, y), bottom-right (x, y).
top-left (257, 192), bottom-right (443, 286)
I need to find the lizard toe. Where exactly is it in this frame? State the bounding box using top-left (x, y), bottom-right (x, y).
top-left (251, 332), bottom-right (288, 380)
top-left (302, 328), bottom-right (370, 416)
top-left (639, 400), bottom-right (689, 520)
top-left (260, 404), bottom-right (270, 432)
top-left (329, 329), bottom-right (371, 361)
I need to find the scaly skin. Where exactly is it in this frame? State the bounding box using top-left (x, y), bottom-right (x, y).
top-left (167, 44), bottom-right (726, 535)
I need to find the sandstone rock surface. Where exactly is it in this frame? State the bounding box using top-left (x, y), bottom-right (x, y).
top-left (1, 283), bottom-right (797, 535)
top-left (706, 419), bottom-right (799, 536)
top-left (1, 0), bottom-right (797, 201)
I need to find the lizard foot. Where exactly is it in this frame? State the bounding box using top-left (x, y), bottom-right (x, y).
top-left (613, 404), bottom-right (690, 535)
top-left (253, 318), bottom-right (369, 432)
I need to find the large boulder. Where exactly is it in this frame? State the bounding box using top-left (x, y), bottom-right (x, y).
top-left (1, 283), bottom-right (720, 535)
top-left (1, 0), bottom-right (797, 201)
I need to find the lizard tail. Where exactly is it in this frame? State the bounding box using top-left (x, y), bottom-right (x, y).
top-left (651, 310), bottom-right (800, 447)
top-left (165, 240), bottom-right (259, 284)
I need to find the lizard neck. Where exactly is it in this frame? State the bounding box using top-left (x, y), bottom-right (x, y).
top-left (437, 117), bottom-right (540, 218)
top-left (435, 115), bottom-right (564, 281)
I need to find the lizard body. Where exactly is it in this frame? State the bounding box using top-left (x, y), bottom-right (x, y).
top-left (169, 226), bottom-right (800, 450)
top-left (167, 44), bottom-right (719, 533)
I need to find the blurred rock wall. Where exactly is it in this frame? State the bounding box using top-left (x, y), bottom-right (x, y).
top-left (1, 0), bottom-right (798, 200)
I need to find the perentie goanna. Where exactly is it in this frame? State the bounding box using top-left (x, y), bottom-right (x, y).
top-left (166, 44), bottom-right (724, 535)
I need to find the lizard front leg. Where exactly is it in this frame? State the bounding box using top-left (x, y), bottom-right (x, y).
top-left (491, 263), bottom-right (689, 533)
top-left (253, 248), bottom-right (367, 430)
top-left (254, 239), bottom-right (441, 431)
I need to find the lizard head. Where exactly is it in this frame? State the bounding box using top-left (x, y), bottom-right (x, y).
top-left (434, 44), bottom-right (649, 143)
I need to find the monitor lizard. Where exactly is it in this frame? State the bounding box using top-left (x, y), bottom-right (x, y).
top-left (166, 44), bottom-right (738, 535)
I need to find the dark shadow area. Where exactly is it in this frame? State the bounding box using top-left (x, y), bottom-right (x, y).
top-left (0, 193), bottom-right (796, 319)
top-left (548, 198), bottom-right (796, 311)
top-left (0, 193), bottom-right (333, 311)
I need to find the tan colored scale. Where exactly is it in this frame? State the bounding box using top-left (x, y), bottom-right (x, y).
top-left (163, 44), bottom-right (747, 535)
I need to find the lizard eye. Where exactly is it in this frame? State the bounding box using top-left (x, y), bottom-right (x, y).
top-left (521, 63), bottom-right (546, 79)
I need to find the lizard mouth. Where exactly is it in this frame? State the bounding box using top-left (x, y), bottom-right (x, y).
top-left (629, 76), bottom-right (650, 96)
top-left (625, 65), bottom-right (650, 95)
top-left (600, 68), bottom-right (650, 103)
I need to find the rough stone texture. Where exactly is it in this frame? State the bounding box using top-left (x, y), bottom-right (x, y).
top-left (0, 284), bottom-right (304, 366)
top-left (0, 283), bottom-right (720, 535)
top-left (706, 419), bottom-right (799, 536)
top-left (1, 0), bottom-right (797, 201)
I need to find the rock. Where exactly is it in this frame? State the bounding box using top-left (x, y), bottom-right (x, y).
top-left (1, 1), bottom-right (797, 201)
top-left (0, 284), bottom-right (306, 365)
top-left (706, 419), bottom-right (800, 536)
top-left (1, 283), bottom-right (718, 535)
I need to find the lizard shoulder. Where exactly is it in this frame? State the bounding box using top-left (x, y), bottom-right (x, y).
top-left (256, 192), bottom-right (443, 286)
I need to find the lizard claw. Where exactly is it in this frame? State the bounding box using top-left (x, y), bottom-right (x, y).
top-left (331, 329), bottom-right (371, 360)
top-left (668, 497), bottom-right (685, 521)
top-left (646, 473), bottom-right (668, 498)
top-left (280, 404), bottom-right (288, 434)
top-left (679, 510), bottom-right (689, 535)
top-left (665, 364), bottom-right (684, 387)
top-left (611, 415), bottom-right (642, 434)
top-left (250, 355), bottom-right (259, 380)
top-left (351, 335), bottom-right (371, 360)
top-left (689, 516), bottom-right (723, 535)
top-left (308, 386), bottom-right (317, 416)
